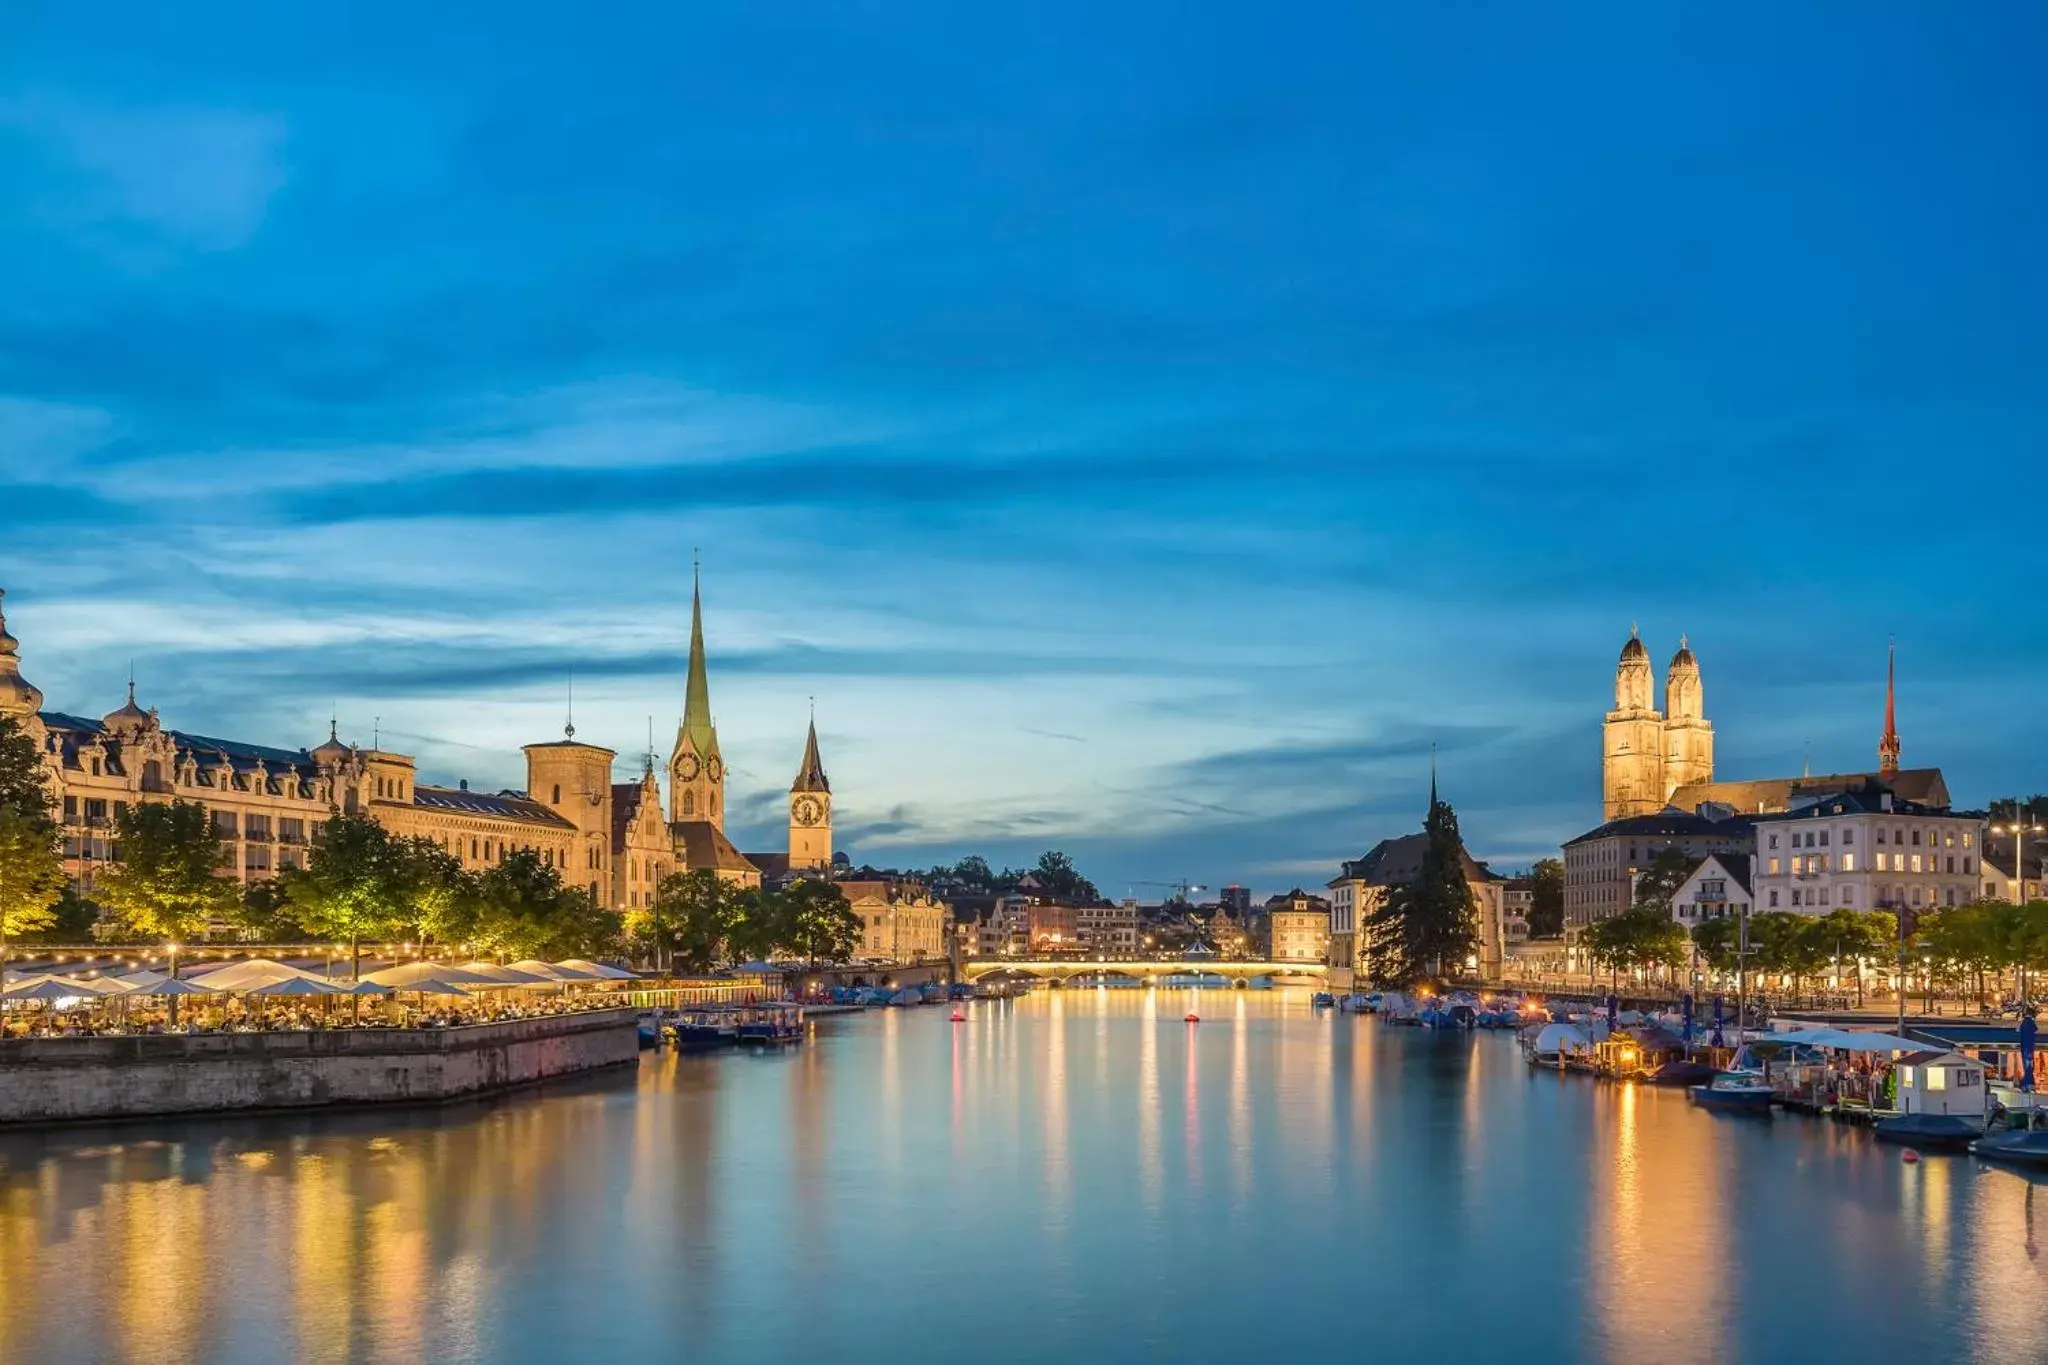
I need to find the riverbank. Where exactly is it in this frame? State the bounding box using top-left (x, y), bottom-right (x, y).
top-left (0, 1008), bottom-right (640, 1126)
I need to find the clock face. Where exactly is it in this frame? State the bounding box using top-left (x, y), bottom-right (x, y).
top-left (794, 796), bottom-right (822, 826)
top-left (676, 753), bottom-right (700, 781)
top-left (708, 757), bottom-right (724, 782)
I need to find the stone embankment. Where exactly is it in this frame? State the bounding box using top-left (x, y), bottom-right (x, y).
top-left (0, 1008), bottom-right (640, 1124)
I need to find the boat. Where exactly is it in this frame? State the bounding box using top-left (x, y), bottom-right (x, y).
top-left (1311, 992), bottom-right (1336, 1010)
top-left (1688, 1069), bottom-right (1775, 1113)
top-left (1524, 1021), bottom-right (1589, 1065)
top-left (670, 1008), bottom-right (740, 1051)
top-left (636, 1011), bottom-right (662, 1048)
top-left (1873, 1113), bottom-right (1984, 1151)
top-left (1971, 1127), bottom-right (2048, 1166)
top-left (887, 988), bottom-right (923, 1007)
top-left (1645, 1059), bottom-right (1717, 1088)
top-left (735, 1003), bottom-right (804, 1045)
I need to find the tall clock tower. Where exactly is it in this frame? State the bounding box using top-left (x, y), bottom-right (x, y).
top-left (668, 569), bottom-right (726, 829)
top-left (788, 713), bottom-right (831, 869)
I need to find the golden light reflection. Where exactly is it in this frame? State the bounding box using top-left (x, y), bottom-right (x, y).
top-left (1043, 988), bottom-right (1070, 1216)
top-left (1139, 987), bottom-right (1162, 1215)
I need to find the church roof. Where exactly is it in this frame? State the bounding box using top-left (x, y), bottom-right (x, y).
top-left (1565, 810), bottom-right (1754, 846)
top-left (1331, 832), bottom-right (1496, 887)
top-left (1668, 768), bottom-right (1949, 816)
top-left (792, 717), bottom-right (829, 793)
top-left (671, 819), bottom-right (758, 874)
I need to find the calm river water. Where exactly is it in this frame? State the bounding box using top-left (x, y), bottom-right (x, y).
top-left (3, 990), bottom-right (2046, 1363)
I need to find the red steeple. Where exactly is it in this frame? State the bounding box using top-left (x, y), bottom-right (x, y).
top-left (1878, 641), bottom-right (1900, 775)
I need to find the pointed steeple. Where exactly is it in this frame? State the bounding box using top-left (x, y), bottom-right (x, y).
top-left (1427, 742), bottom-right (1439, 814)
top-left (682, 557), bottom-right (719, 759)
top-left (1878, 639), bottom-right (1900, 775)
top-left (793, 705), bottom-right (830, 794)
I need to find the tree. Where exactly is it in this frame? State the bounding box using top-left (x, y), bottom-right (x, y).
top-left (95, 799), bottom-right (240, 947)
top-left (0, 804), bottom-right (65, 968)
top-left (236, 877), bottom-right (308, 942)
top-left (1032, 850), bottom-right (1099, 902)
top-left (475, 848), bottom-right (576, 960)
top-left (652, 869), bottom-right (742, 972)
top-left (392, 836), bottom-right (479, 952)
top-left (1527, 858), bottom-right (1564, 938)
top-left (280, 811), bottom-right (403, 978)
top-left (779, 879), bottom-right (860, 964)
top-left (0, 716), bottom-right (52, 823)
top-left (1365, 797), bottom-right (1477, 985)
top-left (1691, 916), bottom-right (1740, 977)
top-left (1631, 848), bottom-right (1695, 918)
top-left (1814, 907), bottom-right (1891, 1006)
top-left (1585, 905), bottom-right (1687, 986)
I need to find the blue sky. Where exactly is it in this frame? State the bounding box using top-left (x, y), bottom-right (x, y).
top-left (3, 3), bottom-right (2045, 896)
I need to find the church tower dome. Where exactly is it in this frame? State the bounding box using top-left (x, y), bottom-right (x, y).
top-left (102, 677), bottom-right (154, 740)
top-left (0, 588), bottom-right (46, 720)
top-left (1613, 626), bottom-right (1654, 712)
top-left (1663, 635), bottom-right (1702, 720)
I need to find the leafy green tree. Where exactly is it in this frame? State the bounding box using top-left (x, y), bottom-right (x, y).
top-left (95, 799), bottom-right (240, 948)
top-left (236, 877), bottom-right (308, 941)
top-left (474, 848), bottom-right (571, 959)
top-left (1527, 858), bottom-right (1565, 938)
top-left (1631, 848), bottom-right (1696, 917)
top-left (652, 868), bottom-right (742, 972)
top-left (1691, 915), bottom-right (1740, 977)
top-left (280, 811), bottom-right (403, 978)
top-left (0, 716), bottom-right (52, 823)
top-left (1032, 850), bottom-right (1099, 902)
top-left (393, 836), bottom-right (479, 952)
top-left (0, 804), bottom-right (66, 968)
top-left (1813, 907), bottom-right (1890, 1005)
top-left (779, 879), bottom-right (860, 963)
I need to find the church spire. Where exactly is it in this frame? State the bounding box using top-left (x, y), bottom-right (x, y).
top-left (1427, 742), bottom-right (1438, 813)
top-left (1878, 639), bottom-right (1900, 775)
top-left (792, 705), bottom-right (830, 794)
top-left (682, 557), bottom-right (719, 759)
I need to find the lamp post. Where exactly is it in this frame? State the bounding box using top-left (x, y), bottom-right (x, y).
top-left (1995, 812), bottom-right (2046, 906)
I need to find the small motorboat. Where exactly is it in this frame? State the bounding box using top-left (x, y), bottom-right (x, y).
top-left (670, 1009), bottom-right (740, 1051)
top-left (1688, 1069), bottom-right (1775, 1113)
top-left (1311, 992), bottom-right (1336, 1010)
top-left (1874, 1114), bottom-right (1984, 1152)
top-left (736, 1004), bottom-right (804, 1045)
top-left (1971, 1127), bottom-right (2048, 1166)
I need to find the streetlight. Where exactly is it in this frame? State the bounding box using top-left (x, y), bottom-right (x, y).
top-left (1994, 811), bottom-right (2046, 906)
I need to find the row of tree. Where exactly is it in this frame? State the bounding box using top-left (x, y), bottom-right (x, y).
top-left (922, 850), bottom-right (1100, 902)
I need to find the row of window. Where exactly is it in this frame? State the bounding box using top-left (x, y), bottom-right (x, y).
top-left (1766, 884), bottom-right (1965, 910)
top-left (1766, 825), bottom-right (1973, 852)
top-left (1767, 852), bottom-right (1975, 877)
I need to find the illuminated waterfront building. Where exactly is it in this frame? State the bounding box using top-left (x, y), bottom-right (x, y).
top-left (1265, 889), bottom-right (1330, 964)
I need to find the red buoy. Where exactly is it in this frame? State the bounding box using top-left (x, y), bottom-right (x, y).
top-left (1185, 1012), bottom-right (1200, 1023)
top-left (949, 1010), bottom-right (966, 1022)
top-left (1902, 1149), bottom-right (1921, 1165)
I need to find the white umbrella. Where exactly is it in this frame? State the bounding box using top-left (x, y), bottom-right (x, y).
top-left (187, 959), bottom-right (335, 992)
top-left (505, 960), bottom-right (583, 981)
top-left (453, 961), bottom-right (553, 985)
top-left (122, 977), bottom-right (218, 997)
top-left (2, 976), bottom-right (101, 1002)
top-left (242, 976), bottom-right (354, 997)
top-left (556, 959), bottom-right (638, 981)
top-left (364, 962), bottom-right (498, 990)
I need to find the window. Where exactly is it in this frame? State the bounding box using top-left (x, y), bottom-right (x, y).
top-left (1791, 889), bottom-right (1803, 907)
top-left (1877, 828), bottom-right (1888, 845)
top-left (1963, 832), bottom-right (1974, 849)
top-left (1769, 835), bottom-right (1779, 850)
top-left (552, 785), bottom-right (562, 804)
top-left (1910, 854), bottom-right (1923, 873)
top-left (1770, 890), bottom-right (1780, 907)
top-left (1911, 830), bottom-right (1922, 846)
top-left (1843, 853), bottom-right (1857, 872)
top-left (1843, 829), bottom-right (1855, 846)
top-left (471, 838), bottom-right (479, 859)
top-left (1947, 856), bottom-right (1955, 874)
top-left (1965, 857), bottom-right (1973, 874)
top-left (1842, 887), bottom-right (1855, 906)
top-left (1926, 1066), bottom-right (1947, 1092)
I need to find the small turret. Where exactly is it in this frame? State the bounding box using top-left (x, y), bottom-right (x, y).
top-left (0, 588), bottom-right (45, 720)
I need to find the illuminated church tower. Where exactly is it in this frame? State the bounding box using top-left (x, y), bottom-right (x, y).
top-left (667, 567), bottom-right (725, 829)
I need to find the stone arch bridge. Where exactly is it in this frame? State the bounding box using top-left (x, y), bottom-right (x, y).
top-left (961, 959), bottom-right (1328, 986)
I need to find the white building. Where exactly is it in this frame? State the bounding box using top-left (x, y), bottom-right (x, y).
top-left (1073, 901), bottom-right (1140, 955)
top-left (1668, 853), bottom-right (1752, 927)
top-left (1749, 787), bottom-right (1980, 916)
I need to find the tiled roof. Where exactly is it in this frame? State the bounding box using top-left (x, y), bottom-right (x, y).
top-left (671, 819), bottom-right (759, 874)
top-left (1669, 768), bottom-right (1949, 815)
top-left (1565, 811), bottom-right (1753, 846)
top-left (414, 785), bottom-right (576, 828)
top-left (1331, 832), bottom-right (1498, 887)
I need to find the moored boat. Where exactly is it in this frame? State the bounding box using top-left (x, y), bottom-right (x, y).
top-left (1311, 992), bottom-right (1336, 1009)
top-left (1645, 1059), bottom-right (1716, 1088)
top-left (736, 1003), bottom-right (804, 1045)
top-left (671, 1008), bottom-right (741, 1051)
top-left (1874, 1113), bottom-right (1984, 1151)
top-left (1689, 1069), bottom-right (1774, 1113)
top-left (1972, 1127), bottom-right (2048, 1166)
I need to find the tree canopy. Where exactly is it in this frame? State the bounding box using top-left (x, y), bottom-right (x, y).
top-left (94, 799), bottom-right (240, 946)
top-left (1363, 796), bottom-right (1477, 985)
top-left (1526, 858), bottom-right (1564, 938)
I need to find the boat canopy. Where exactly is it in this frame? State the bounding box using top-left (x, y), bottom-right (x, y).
top-left (1757, 1028), bottom-right (1923, 1054)
top-left (1533, 1022), bottom-right (1591, 1055)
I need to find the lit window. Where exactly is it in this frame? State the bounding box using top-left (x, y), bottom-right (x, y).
top-left (1926, 1066), bottom-right (1947, 1092)
top-left (1842, 853), bottom-right (1856, 872)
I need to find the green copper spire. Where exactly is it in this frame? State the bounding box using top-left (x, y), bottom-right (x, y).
top-left (682, 560), bottom-right (719, 758)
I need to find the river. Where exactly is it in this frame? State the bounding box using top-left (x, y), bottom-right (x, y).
top-left (1, 989), bottom-right (2044, 1363)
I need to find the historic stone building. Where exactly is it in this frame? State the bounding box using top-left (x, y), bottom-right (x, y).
top-left (0, 581), bottom-right (827, 914)
top-left (1266, 889), bottom-right (1331, 964)
top-left (838, 879), bottom-right (947, 962)
top-left (1603, 630), bottom-right (1715, 821)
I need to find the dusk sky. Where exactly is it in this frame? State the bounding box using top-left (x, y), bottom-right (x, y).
top-left (3, 4), bottom-right (2045, 896)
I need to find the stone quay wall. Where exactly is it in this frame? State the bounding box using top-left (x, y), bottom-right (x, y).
top-left (0, 1009), bottom-right (641, 1125)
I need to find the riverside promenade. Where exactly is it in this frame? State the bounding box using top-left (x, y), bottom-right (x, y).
top-left (0, 1008), bottom-right (641, 1125)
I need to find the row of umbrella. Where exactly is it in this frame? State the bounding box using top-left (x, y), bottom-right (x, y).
top-left (1, 957), bottom-right (637, 1004)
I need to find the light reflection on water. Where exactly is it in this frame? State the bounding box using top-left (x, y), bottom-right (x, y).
top-left (2, 990), bottom-right (2046, 1364)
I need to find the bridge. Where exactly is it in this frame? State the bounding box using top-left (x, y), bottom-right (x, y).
top-left (960, 959), bottom-right (1328, 986)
